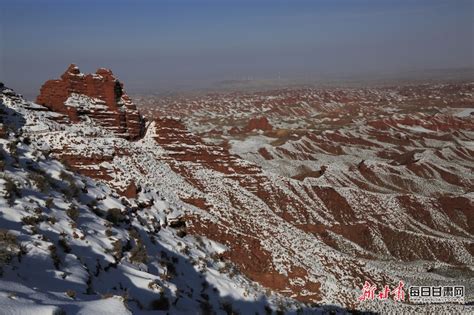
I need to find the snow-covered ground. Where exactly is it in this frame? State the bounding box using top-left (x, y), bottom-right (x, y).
top-left (0, 86), bottom-right (312, 314)
top-left (1, 82), bottom-right (473, 314)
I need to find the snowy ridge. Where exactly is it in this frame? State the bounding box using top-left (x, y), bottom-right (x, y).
top-left (0, 86), bottom-right (316, 314)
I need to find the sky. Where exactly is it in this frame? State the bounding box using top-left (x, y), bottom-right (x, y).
top-left (0, 0), bottom-right (473, 97)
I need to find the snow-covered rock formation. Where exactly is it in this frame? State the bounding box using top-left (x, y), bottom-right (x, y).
top-left (0, 84), bottom-right (306, 314)
top-left (36, 65), bottom-right (144, 140)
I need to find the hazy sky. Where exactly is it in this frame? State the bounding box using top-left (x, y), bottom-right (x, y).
top-left (1, 0), bottom-right (473, 96)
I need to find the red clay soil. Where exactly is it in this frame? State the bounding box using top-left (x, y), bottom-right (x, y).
top-left (187, 217), bottom-right (322, 303)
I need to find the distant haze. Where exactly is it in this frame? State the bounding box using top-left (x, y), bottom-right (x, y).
top-left (1, 0), bottom-right (473, 99)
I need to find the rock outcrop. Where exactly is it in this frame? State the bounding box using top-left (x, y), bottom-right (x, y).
top-left (36, 64), bottom-right (144, 140)
top-left (245, 116), bottom-right (273, 132)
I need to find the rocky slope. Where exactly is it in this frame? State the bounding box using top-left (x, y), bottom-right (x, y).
top-left (138, 83), bottom-right (474, 310)
top-left (1, 84), bottom-right (309, 314)
top-left (0, 70), bottom-right (473, 314)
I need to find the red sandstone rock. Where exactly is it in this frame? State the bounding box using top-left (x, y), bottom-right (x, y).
top-left (257, 147), bottom-right (273, 160)
top-left (244, 116), bottom-right (273, 132)
top-left (228, 126), bottom-right (241, 136)
top-left (36, 64), bottom-right (144, 140)
top-left (120, 181), bottom-right (139, 198)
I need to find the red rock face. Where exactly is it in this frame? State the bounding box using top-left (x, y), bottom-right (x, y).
top-left (36, 64), bottom-right (144, 140)
top-left (245, 116), bottom-right (273, 132)
top-left (120, 181), bottom-right (139, 198)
